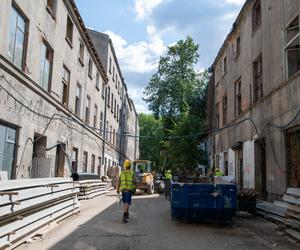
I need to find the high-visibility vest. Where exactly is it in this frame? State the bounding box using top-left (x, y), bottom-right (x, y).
top-left (120, 170), bottom-right (135, 191)
top-left (215, 171), bottom-right (224, 177)
top-left (165, 173), bottom-right (172, 180)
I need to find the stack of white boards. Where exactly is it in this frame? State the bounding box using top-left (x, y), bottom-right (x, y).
top-left (78, 180), bottom-right (112, 200)
top-left (0, 178), bottom-right (79, 249)
top-left (256, 188), bottom-right (300, 242)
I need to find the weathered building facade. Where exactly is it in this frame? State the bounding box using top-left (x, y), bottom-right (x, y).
top-left (0, 0), bottom-right (139, 180)
top-left (212, 0), bottom-right (300, 199)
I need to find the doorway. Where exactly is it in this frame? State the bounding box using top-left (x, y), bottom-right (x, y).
top-left (287, 130), bottom-right (300, 188)
top-left (255, 139), bottom-right (267, 199)
top-left (55, 142), bottom-right (66, 177)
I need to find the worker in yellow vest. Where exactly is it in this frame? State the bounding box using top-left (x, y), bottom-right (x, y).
top-left (214, 168), bottom-right (224, 177)
top-left (164, 170), bottom-right (172, 200)
top-left (117, 160), bottom-right (135, 223)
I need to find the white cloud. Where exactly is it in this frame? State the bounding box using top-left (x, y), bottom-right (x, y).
top-left (225, 0), bottom-right (245, 5)
top-left (134, 0), bottom-right (162, 21)
top-left (104, 30), bottom-right (166, 73)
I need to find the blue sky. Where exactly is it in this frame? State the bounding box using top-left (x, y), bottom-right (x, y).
top-left (75, 0), bottom-right (246, 113)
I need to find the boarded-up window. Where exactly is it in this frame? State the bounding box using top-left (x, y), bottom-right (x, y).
top-left (252, 0), bottom-right (261, 31)
top-left (253, 54), bottom-right (263, 102)
top-left (285, 16), bottom-right (300, 78)
top-left (8, 5), bottom-right (27, 69)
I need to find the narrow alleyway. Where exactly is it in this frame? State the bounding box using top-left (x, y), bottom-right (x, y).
top-left (16, 192), bottom-right (298, 250)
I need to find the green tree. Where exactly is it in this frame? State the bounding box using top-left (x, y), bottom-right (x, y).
top-left (144, 36), bottom-right (200, 120)
top-left (142, 37), bottom-right (209, 173)
top-left (138, 113), bottom-right (163, 170)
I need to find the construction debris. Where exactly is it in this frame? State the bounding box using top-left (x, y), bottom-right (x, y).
top-left (256, 188), bottom-right (300, 242)
top-left (0, 178), bottom-right (79, 249)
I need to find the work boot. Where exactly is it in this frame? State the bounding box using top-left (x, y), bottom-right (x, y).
top-left (125, 212), bottom-right (129, 220)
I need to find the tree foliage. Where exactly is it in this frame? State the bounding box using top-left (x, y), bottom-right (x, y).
top-left (140, 37), bottom-right (209, 173)
top-left (138, 113), bottom-right (163, 170)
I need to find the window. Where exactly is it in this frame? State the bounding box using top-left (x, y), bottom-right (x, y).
top-left (100, 112), bottom-right (103, 136)
top-left (40, 41), bottom-right (53, 91)
top-left (105, 121), bottom-right (109, 140)
top-left (96, 72), bottom-right (100, 90)
top-left (253, 54), bottom-right (263, 102)
top-left (88, 58), bottom-right (93, 78)
top-left (79, 41), bottom-right (84, 65)
top-left (285, 16), bottom-right (300, 78)
top-left (98, 157), bottom-right (101, 175)
top-left (102, 82), bottom-right (105, 98)
top-left (111, 93), bottom-right (114, 112)
top-left (109, 57), bottom-right (112, 74)
top-left (113, 66), bottom-right (115, 81)
top-left (93, 105), bottom-right (98, 129)
top-left (85, 95), bottom-right (91, 125)
top-left (236, 36), bottom-right (241, 58)
top-left (224, 152), bottom-right (229, 176)
top-left (114, 99), bottom-right (117, 117)
top-left (113, 129), bottom-right (116, 146)
top-left (66, 15), bottom-right (73, 46)
top-left (83, 152), bottom-right (88, 172)
top-left (8, 5), bottom-right (28, 70)
top-left (75, 83), bottom-right (81, 116)
top-left (91, 154), bottom-right (95, 173)
top-left (252, 0), bottom-right (261, 31)
top-left (222, 56), bottom-right (227, 75)
top-left (222, 94), bottom-right (227, 126)
top-left (115, 74), bottom-right (118, 88)
top-left (118, 81), bottom-right (120, 94)
top-left (107, 87), bottom-right (111, 107)
top-left (117, 104), bottom-right (119, 121)
top-left (234, 78), bottom-right (242, 116)
top-left (71, 148), bottom-right (78, 173)
top-left (62, 65), bottom-right (70, 106)
top-left (110, 125), bottom-right (112, 143)
top-left (46, 0), bottom-right (56, 17)
top-left (215, 103), bottom-right (220, 130)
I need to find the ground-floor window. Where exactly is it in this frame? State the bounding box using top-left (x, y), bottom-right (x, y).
top-left (287, 129), bottom-right (300, 188)
top-left (0, 123), bottom-right (17, 180)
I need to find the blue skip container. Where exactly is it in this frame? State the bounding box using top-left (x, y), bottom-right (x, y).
top-left (171, 183), bottom-right (237, 223)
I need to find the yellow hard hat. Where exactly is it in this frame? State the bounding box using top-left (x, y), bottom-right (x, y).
top-left (124, 160), bottom-right (131, 168)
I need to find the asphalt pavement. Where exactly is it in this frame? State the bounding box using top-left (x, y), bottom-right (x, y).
top-left (16, 191), bottom-right (299, 250)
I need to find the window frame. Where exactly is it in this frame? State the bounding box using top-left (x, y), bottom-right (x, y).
top-left (252, 0), bottom-right (261, 32)
top-left (88, 58), bottom-right (93, 79)
top-left (40, 39), bottom-right (54, 92)
top-left (93, 104), bottom-right (98, 129)
top-left (8, 3), bottom-right (29, 71)
top-left (62, 65), bottom-right (70, 106)
top-left (75, 83), bottom-right (82, 117)
top-left (83, 151), bottom-right (88, 173)
top-left (253, 54), bottom-right (263, 103)
top-left (46, 0), bottom-right (57, 19)
top-left (85, 95), bottom-right (91, 125)
top-left (79, 41), bottom-right (85, 66)
top-left (65, 15), bottom-right (73, 47)
top-left (234, 78), bottom-right (242, 117)
top-left (222, 94), bottom-right (227, 126)
top-left (96, 72), bottom-right (100, 90)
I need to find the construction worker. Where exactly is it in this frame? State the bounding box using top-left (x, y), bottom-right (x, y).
top-left (117, 160), bottom-right (135, 223)
top-left (214, 168), bottom-right (224, 177)
top-left (164, 170), bottom-right (172, 200)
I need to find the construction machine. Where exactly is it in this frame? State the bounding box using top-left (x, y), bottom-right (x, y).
top-left (132, 160), bottom-right (154, 194)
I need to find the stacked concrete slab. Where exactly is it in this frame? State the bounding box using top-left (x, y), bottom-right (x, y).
top-left (78, 180), bottom-right (113, 200)
top-left (257, 188), bottom-right (300, 241)
top-left (0, 178), bottom-right (79, 249)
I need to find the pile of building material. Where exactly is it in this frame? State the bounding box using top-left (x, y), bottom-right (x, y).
top-left (78, 180), bottom-right (113, 200)
top-left (0, 178), bottom-right (79, 249)
top-left (256, 188), bottom-right (300, 241)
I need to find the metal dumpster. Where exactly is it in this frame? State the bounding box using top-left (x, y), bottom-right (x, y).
top-left (171, 183), bottom-right (237, 223)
